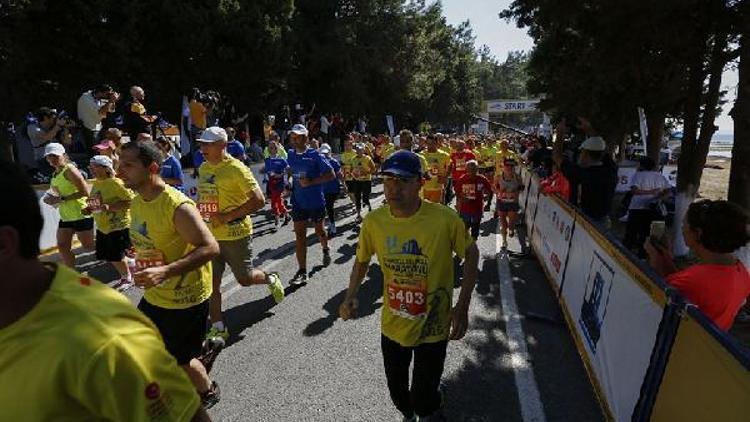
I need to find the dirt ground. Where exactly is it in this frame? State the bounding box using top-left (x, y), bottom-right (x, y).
top-left (697, 157), bottom-right (731, 201)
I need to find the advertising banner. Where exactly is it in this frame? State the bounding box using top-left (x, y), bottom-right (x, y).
top-left (649, 308), bottom-right (750, 422)
top-left (524, 174), bottom-right (541, 231)
top-left (559, 218), bottom-right (665, 421)
top-left (529, 193), bottom-right (575, 289)
top-left (486, 99), bottom-right (540, 114)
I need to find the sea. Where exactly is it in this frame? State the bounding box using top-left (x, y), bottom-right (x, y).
top-left (709, 132), bottom-right (733, 158)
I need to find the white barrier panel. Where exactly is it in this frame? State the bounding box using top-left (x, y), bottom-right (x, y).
top-left (559, 217), bottom-right (665, 421)
top-left (517, 166), bottom-right (531, 213)
top-left (37, 190), bottom-right (61, 253)
top-left (524, 174), bottom-right (540, 229)
top-left (529, 193), bottom-right (575, 289)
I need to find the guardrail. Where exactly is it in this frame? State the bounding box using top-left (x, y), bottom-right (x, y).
top-left (518, 166), bottom-right (750, 422)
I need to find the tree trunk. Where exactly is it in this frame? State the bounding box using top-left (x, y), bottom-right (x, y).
top-left (729, 29), bottom-right (750, 211)
top-left (646, 110), bottom-right (665, 163)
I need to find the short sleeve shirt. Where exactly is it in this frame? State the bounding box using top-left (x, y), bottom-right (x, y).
top-left (287, 148), bottom-right (333, 210)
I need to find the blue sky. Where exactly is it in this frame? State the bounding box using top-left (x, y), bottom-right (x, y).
top-left (440, 0), bottom-right (736, 134)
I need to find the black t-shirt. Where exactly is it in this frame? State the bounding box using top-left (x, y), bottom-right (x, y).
top-left (123, 100), bottom-right (150, 136)
top-left (562, 159), bottom-right (618, 220)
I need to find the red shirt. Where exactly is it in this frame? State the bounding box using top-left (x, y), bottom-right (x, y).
top-left (541, 171), bottom-right (571, 201)
top-left (450, 150), bottom-right (477, 181)
top-left (454, 173), bottom-right (492, 216)
top-left (666, 262), bottom-right (750, 330)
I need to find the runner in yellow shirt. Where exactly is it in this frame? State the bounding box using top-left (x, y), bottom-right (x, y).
top-left (421, 134), bottom-right (451, 203)
top-left (118, 140), bottom-right (222, 408)
top-left (340, 150), bottom-right (479, 422)
top-left (341, 137), bottom-right (357, 206)
top-left (85, 155), bottom-right (135, 291)
top-left (0, 160), bottom-right (210, 421)
top-left (494, 140), bottom-right (519, 174)
top-left (351, 143), bottom-right (377, 222)
top-left (196, 127), bottom-right (285, 344)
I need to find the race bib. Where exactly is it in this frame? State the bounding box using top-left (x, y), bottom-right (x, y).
top-left (387, 282), bottom-right (427, 320)
top-left (430, 166), bottom-right (440, 176)
top-left (135, 249), bottom-right (166, 270)
top-left (198, 183), bottom-right (220, 222)
top-left (499, 192), bottom-right (517, 202)
top-left (456, 159), bottom-right (466, 172)
top-left (353, 168), bottom-right (363, 178)
top-left (462, 184), bottom-right (477, 200)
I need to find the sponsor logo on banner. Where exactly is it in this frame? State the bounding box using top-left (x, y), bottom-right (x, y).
top-left (579, 250), bottom-right (615, 354)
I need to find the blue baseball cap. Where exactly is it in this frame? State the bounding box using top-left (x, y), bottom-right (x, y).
top-left (380, 150), bottom-right (422, 178)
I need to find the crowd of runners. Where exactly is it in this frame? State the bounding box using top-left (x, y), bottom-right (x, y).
top-left (1, 119), bottom-right (541, 421)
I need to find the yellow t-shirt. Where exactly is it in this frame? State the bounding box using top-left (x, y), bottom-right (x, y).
top-left (422, 151), bottom-right (451, 192)
top-left (351, 155), bottom-right (376, 181)
top-left (0, 264), bottom-right (200, 421)
top-left (381, 144), bottom-right (396, 160)
top-left (341, 151), bottom-right (356, 181)
top-left (494, 149), bottom-right (519, 173)
top-left (480, 146), bottom-right (498, 169)
top-left (356, 201), bottom-right (474, 347)
top-left (198, 155), bottom-right (260, 241)
top-left (130, 186), bottom-right (212, 309)
top-left (50, 163), bottom-right (87, 222)
top-left (188, 100), bottom-right (207, 129)
top-left (90, 177), bottom-right (134, 234)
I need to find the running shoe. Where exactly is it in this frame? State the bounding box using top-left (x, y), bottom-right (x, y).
top-left (355, 215), bottom-right (363, 224)
top-left (205, 326), bottom-right (230, 344)
top-left (199, 337), bottom-right (225, 374)
top-left (283, 214), bottom-right (292, 225)
top-left (112, 277), bottom-right (134, 292)
top-left (322, 248), bottom-right (332, 266)
top-left (201, 381), bottom-right (221, 409)
top-left (290, 268), bottom-right (308, 285)
top-left (266, 272), bottom-right (285, 303)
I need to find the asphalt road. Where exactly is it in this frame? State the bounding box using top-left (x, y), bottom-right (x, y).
top-left (49, 178), bottom-right (605, 422)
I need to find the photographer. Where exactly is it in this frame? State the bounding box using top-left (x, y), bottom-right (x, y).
top-left (27, 107), bottom-right (64, 164)
top-left (645, 200), bottom-right (750, 331)
top-left (76, 84), bottom-right (119, 150)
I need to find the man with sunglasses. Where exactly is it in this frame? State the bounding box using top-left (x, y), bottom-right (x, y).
top-left (339, 150), bottom-right (479, 422)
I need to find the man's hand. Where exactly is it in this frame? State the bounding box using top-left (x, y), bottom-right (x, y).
top-left (133, 266), bottom-right (170, 288)
top-left (210, 212), bottom-right (228, 228)
top-left (339, 296), bottom-right (359, 320)
top-left (44, 195), bottom-right (61, 205)
top-left (449, 303), bottom-right (470, 340)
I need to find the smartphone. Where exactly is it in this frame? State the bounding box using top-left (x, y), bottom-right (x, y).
top-left (649, 221), bottom-right (668, 248)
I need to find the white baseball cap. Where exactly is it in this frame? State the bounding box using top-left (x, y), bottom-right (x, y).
top-left (290, 124), bottom-right (309, 136)
top-left (90, 155), bottom-right (114, 170)
top-left (44, 142), bottom-right (66, 157)
top-left (319, 143), bottom-right (332, 154)
top-left (197, 126), bottom-right (228, 143)
top-left (580, 136), bottom-right (606, 152)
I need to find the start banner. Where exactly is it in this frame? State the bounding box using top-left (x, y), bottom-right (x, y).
top-left (559, 216), bottom-right (666, 421)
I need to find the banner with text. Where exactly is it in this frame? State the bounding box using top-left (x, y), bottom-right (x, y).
top-left (530, 193), bottom-right (575, 289)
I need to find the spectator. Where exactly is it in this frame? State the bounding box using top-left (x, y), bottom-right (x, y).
top-left (76, 84), bottom-right (118, 149)
top-left (320, 113), bottom-right (331, 143)
top-left (645, 200), bottom-right (750, 331)
top-left (540, 159), bottom-right (571, 201)
top-left (156, 136), bottom-right (184, 192)
top-left (101, 127), bottom-right (123, 150)
top-left (122, 86), bottom-right (155, 137)
top-left (554, 135), bottom-right (617, 227)
top-left (27, 107), bottom-right (64, 164)
top-left (189, 88), bottom-right (207, 144)
top-left (623, 156), bottom-right (671, 257)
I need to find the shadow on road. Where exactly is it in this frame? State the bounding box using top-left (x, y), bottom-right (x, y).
top-left (302, 264), bottom-right (384, 337)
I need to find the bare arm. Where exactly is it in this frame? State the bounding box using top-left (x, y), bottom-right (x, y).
top-left (219, 187), bottom-right (265, 223)
top-left (450, 242), bottom-right (479, 340)
top-left (339, 260), bottom-right (370, 320)
top-left (63, 166), bottom-right (91, 200)
top-left (166, 204), bottom-right (219, 279)
top-left (191, 407), bottom-right (212, 422)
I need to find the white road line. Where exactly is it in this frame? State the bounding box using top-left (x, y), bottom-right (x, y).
top-left (496, 234), bottom-right (547, 422)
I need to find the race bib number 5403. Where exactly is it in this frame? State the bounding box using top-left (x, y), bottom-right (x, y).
top-left (387, 283), bottom-right (427, 320)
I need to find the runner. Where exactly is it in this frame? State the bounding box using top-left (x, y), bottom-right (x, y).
top-left (494, 158), bottom-right (523, 248)
top-left (85, 155), bottom-right (134, 291)
top-left (453, 160), bottom-right (492, 239)
top-left (195, 127), bottom-right (285, 344)
top-left (493, 140), bottom-right (518, 175)
top-left (0, 160), bottom-right (212, 421)
top-left (319, 142), bottom-right (346, 236)
top-left (478, 138), bottom-right (497, 211)
top-left (351, 143), bottom-right (377, 223)
top-left (286, 124), bottom-right (335, 284)
top-left (448, 139), bottom-right (477, 211)
top-left (117, 141), bottom-right (221, 407)
top-left (339, 150), bottom-right (479, 422)
top-left (340, 137), bottom-right (357, 207)
top-left (157, 136), bottom-right (185, 192)
top-left (422, 134), bottom-right (451, 203)
top-left (264, 141), bottom-right (292, 230)
top-left (41, 143), bottom-right (94, 268)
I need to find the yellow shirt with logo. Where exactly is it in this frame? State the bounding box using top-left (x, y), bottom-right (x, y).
top-left (381, 143), bottom-right (396, 160)
top-left (50, 163), bottom-right (88, 222)
top-left (198, 155), bottom-right (260, 241)
top-left (356, 201), bottom-right (473, 347)
top-left (422, 151), bottom-right (451, 192)
top-left (341, 151), bottom-right (357, 181)
top-left (480, 145), bottom-right (498, 169)
top-left (494, 149), bottom-right (519, 173)
top-left (130, 186), bottom-right (212, 309)
top-left (0, 264), bottom-right (200, 421)
top-left (351, 155), bottom-right (376, 181)
top-left (90, 177), bottom-right (134, 234)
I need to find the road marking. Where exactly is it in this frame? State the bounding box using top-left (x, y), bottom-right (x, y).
top-left (496, 234), bottom-right (547, 422)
